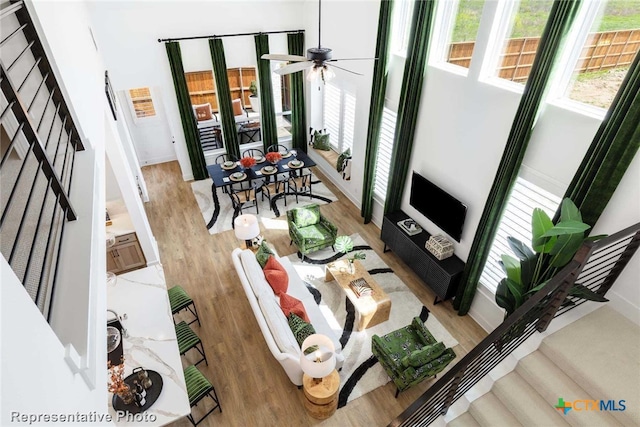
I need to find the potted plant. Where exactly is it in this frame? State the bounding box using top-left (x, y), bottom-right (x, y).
top-left (265, 151), bottom-right (282, 165)
top-left (335, 235), bottom-right (366, 274)
top-left (108, 360), bottom-right (134, 404)
top-left (239, 156), bottom-right (257, 171)
top-left (249, 80), bottom-right (260, 113)
top-left (495, 198), bottom-right (608, 320)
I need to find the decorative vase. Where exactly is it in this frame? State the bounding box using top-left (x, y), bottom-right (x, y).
top-left (347, 260), bottom-right (355, 275)
top-left (117, 385), bottom-right (134, 405)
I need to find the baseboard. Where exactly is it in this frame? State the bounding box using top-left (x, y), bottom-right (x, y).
top-left (141, 154), bottom-right (177, 166)
top-left (468, 285), bottom-right (504, 332)
top-left (182, 173), bottom-right (194, 182)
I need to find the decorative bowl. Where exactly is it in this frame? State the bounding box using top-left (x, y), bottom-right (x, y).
top-left (231, 172), bottom-right (244, 179)
top-left (223, 161), bottom-right (234, 167)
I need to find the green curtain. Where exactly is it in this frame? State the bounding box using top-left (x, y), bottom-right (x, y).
top-left (165, 42), bottom-right (208, 180)
top-left (454, 0), bottom-right (582, 315)
top-left (384, 0), bottom-right (437, 214)
top-left (287, 32), bottom-right (308, 153)
top-left (361, 0), bottom-right (394, 223)
top-left (209, 38), bottom-right (240, 160)
top-left (255, 34), bottom-right (278, 153)
top-left (555, 51), bottom-right (640, 228)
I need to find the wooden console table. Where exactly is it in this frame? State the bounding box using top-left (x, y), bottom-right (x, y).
top-left (381, 211), bottom-right (465, 304)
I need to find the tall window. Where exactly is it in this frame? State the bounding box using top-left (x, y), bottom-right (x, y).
top-left (271, 62), bottom-right (292, 141)
top-left (564, 0), bottom-right (640, 109)
top-left (323, 82), bottom-right (356, 153)
top-left (442, 0), bottom-right (486, 69)
top-left (373, 107), bottom-right (397, 200)
top-left (391, 0), bottom-right (415, 55)
top-left (128, 87), bottom-right (156, 119)
top-left (494, 0), bottom-right (554, 84)
top-left (480, 177), bottom-right (561, 292)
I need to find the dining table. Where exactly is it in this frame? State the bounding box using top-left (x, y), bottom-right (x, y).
top-left (204, 150), bottom-right (316, 229)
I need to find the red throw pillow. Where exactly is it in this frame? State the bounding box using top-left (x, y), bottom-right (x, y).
top-left (263, 256), bottom-right (288, 295)
top-left (279, 293), bottom-right (309, 323)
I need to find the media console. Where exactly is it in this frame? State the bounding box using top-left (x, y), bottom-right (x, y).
top-left (381, 211), bottom-right (465, 304)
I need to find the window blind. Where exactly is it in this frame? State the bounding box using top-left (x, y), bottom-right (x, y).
top-left (373, 107), bottom-right (397, 200)
top-left (480, 176), bottom-right (561, 292)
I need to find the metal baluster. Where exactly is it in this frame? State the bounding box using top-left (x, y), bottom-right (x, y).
top-left (0, 135), bottom-right (36, 236)
top-left (0, 99), bottom-right (16, 120)
top-left (17, 56), bottom-right (41, 92)
top-left (7, 40), bottom-right (35, 71)
top-left (0, 121), bottom-right (24, 168)
top-left (0, 1), bottom-right (24, 20)
top-left (45, 205), bottom-right (69, 319)
top-left (33, 190), bottom-right (61, 307)
top-left (29, 74), bottom-right (51, 115)
top-left (0, 23), bottom-right (27, 46)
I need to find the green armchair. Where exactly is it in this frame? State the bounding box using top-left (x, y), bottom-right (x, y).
top-left (372, 317), bottom-right (456, 397)
top-left (287, 204), bottom-right (337, 261)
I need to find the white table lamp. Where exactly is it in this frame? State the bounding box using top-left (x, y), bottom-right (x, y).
top-left (234, 214), bottom-right (260, 249)
top-left (300, 334), bottom-right (336, 383)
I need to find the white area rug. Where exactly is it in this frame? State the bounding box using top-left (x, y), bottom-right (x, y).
top-left (285, 234), bottom-right (458, 407)
top-left (190, 172), bottom-right (338, 235)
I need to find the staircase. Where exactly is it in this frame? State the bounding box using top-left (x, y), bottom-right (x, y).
top-left (447, 306), bottom-right (639, 427)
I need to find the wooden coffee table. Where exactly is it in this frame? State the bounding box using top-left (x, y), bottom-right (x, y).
top-left (325, 259), bottom-right (391, 330)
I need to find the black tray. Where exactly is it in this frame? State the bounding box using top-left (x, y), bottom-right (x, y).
top-left (112, 369), bottom-right (163, 414)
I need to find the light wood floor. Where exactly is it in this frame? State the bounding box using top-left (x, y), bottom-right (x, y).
top-left (141, 161), bottom-right (487, 427)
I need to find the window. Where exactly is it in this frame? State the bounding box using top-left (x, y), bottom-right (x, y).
top-left (128, 87), bottom-right (156, 118)
top-left (443, 0), bottom-right (486, 69)
top-left (323, 82), bottom-right (356, 153)
top-left (373, 107), bottom-right (397, 201)
top-left (564, 0), bottom-right (640, 109)
top-left (271, 62), bottom-right (292, 141)
top-left (480, 177), bottom-right (561, 292)
top-left (494, 0), bottom-right (555, 84)
top-left (391, 0), bottom-right (415, 55)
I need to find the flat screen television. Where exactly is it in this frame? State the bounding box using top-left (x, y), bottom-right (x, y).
top-left (409, 172), bottom-right (467, 242)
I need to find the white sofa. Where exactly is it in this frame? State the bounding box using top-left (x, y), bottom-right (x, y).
top-left (231, 248), bottom-right (344, 386)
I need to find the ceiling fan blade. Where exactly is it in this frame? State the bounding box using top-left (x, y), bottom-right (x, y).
top-left (274, 61), bottom-right (313, 75)
top-left (328, 64), bottom-right (363, 76)
top-left (328, 58), bottom-right (378, 61)
top-left (261, 54), bottom-right (308, 62)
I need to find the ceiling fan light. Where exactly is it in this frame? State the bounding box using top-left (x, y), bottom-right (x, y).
top-left (321, 65), bottom-right (335, 82)
top-left (307, 66), bottom-right (320, 82)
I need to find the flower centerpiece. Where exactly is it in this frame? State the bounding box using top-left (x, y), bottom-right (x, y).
top-left (335, 235), bottom-right (366, 274)
top-left (265, 152), bottom-right (282, 165)
top-left (239, 156), bottom-right (257, 170)
top-left (108, 360), bottom-right (134, 404)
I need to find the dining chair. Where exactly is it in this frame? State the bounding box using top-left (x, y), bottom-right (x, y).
top-left (228, 181), bottom-right (262, 214)
top-left (241, 148), bottom-right (264, 158)
top-left (214, 153), bottom-right (237, 164)
top-left (290, 169), bottom-right (313, 202)
top-left (266, 144), bottom-right (289, 155)
top-left (263, 172), bottom-right (294, 209)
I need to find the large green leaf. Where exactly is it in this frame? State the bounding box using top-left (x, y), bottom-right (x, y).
top-left (532, 208), bottom-right (555, 253)
top-left (540, 220), bottom-right (591, 238)
top-left (548, 233), bottom-right (584, 267)
top-left (501, 254), bottom-right (522, 285)
top-left (505, 278), bottom-right (524, 308)
top-left (507, 237), bottom-right (536, 289)
top-left (524, 279), bottom-right (550, 296)
top-left (560, 198), bottom-right (582, 223)
top-left (569, 284), bottom-right (609, 302)
top-left (495, 279), bottom-right (515, 314)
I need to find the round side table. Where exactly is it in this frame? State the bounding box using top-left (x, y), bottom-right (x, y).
top-left (302, 370), bottom-right (340, 420)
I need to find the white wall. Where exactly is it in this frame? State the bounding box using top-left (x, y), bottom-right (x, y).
top-left (1, 0), bottom-right (110, 421)
top-left (87, 0), bottom-right (305, 181)
top-left (84, 0), bottom-right (639, 329)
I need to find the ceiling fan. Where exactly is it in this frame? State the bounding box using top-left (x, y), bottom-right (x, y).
top-left (261, 0), bottom-right (375, 82)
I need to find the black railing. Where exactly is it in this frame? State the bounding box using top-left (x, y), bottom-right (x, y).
top-left (390, 222), bottom-right (640, 427)
top-left (1, 0), bottom-right (84, 318)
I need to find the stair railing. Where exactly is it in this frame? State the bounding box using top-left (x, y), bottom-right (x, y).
top-left (390, 222), bottom-right (640, 427)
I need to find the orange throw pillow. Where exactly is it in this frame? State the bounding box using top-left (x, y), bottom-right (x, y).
top-left (279, 293), bottom-right (309, 323)
top-left (263, 256), bottom-right (288, 295)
